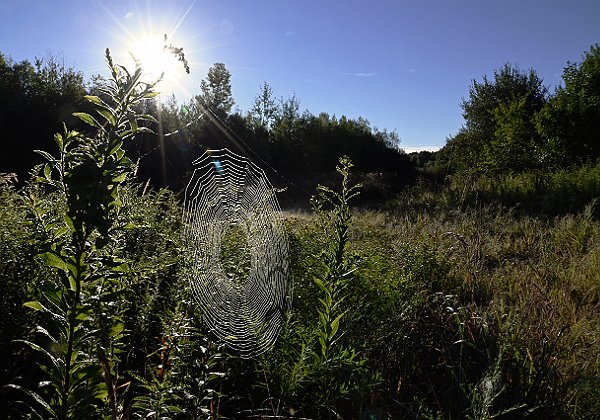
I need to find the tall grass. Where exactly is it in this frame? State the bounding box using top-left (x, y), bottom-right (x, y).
top-left (445, 162), bottom-right (600, 216)
top-left (2, 61), bottom-right (600, 417)
top-left (3, 172), bottom-right (600, 417)
top-left (266, 197), bottom-right (599, 418)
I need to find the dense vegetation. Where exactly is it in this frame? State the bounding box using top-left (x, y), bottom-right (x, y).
top-left (435, 44), bottom-right (600, 177)
top-left (0, 50), bottom-right (412, 199)
top-left (1, 43), bottom-right (600, 419)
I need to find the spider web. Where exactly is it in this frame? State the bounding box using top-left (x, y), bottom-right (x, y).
top-left (182, 149), bottom-right (291, 357)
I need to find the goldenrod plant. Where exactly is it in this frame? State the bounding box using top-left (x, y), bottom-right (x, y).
top-left (9, 49), bottom-right (168, 420)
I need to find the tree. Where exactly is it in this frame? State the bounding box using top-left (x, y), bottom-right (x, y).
top-left (0, 52), bottom-right (85, 178)
top-left (272, 93), bottom-right (301, 142)
top-left (536, 44), bottom-right (600, 164)
top-left (487, 95), bottom-right (541, 172)
top-left (196, 62), bottom-right (234, 119)
top-left (248, 81), bottom-right (277, 130)
top-left (442, 63), bottom-right (547, 174)
top-left (462, 64), bottom-right (547, 137)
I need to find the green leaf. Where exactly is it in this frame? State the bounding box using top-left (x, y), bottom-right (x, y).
top-left (35, 326), bottom-right (58, 344)
top-left (84, 95), bottom-right (108, 108)
top-left (319, 337), bottom-right (327, 355)
top-left (115, 148), bottom-right (125, 160)
top-left (110, 197), bottom-right (123, 208)
top-left (330, 311), bottom-right (346, 339)
top-left (54, 132), bottom-right (64, 151)
top-left (43, 163), bottom-right (52, 180)
top-left (112, 172), bottom-right (127, 183)
top-left (16, 339), bottom-right (61, 369)
top-left (140, 113), bottom-right (158, 123)
top-left (97, 108), bottom-right (117, 126)
top-left (110, 262), bottom-right (130, 273)
top-left (64, 214), bottom-right (75, 232)
top-left (136, 126), bottom-right (154, 134)
top-left (23, 300), bottom-right (66, 324)
top-left (313, 277), bottom-right (325, 290)
top-left (129, 117), bottom-right (139, 132)
top-left (109, 322), bottom-right (125, 337)
top-left (24, 300), bottom-right (44, 311)
top-left (35, 149), bottom-right (55, 162)
top-left (39, 252), bottom-right (68, 271)
top-left (95, 388), bottom-right (109, 400)
top-left (118, 129), bottom-right (134, 140)
top-left (107, 139), bottom-right (124, 157)
top-left (143, 90), bottom-right (160, 99)
top-left (68, 274), bottom-right (78, 292)
top-left (53, 226), bottom-right (70, 239)
top-left (73, 112), bottom-right (99, 128)
top-left (3, 384), bottom-right (57, 418)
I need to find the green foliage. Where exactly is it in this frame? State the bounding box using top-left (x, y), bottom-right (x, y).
top-left (0, 181), bottom-right (41, 414)
top-left (251, 157), bottom-right (371, 419)
top-left (131, 296), bottom-right (225, 420)
top-left (4, 42), bottom-right (600, 420)
top-left (536, 44), bottom-right (600, 164)
top-left (488, 95), bottom-right (541, 172)
top-left (248, 81), bottom-right (277, 130)
top-left (219, 223), bottom-right (251, 282)
top-left (196, 62), bottom-right (234, 119)
top-left (10, 49), bottom-right (164, 419)
top-left (437, 44), bottom-right (600, 179)
top-left (308, 157), bottom-right (368, 414)
top-left (442, 63), bottom-right (547, 175)
top-left (1, 47), bottom-right (413, 193)
top-left (271, 93), bottom-right (301, 143)
top-left (440, 161), bottom-right (600, 217)
top-left (0, 52), bottom-right (86, 177)
top-left (462, 64), bottom-right (547, 137)
top-left (4, 161), bottom-right (600, 418)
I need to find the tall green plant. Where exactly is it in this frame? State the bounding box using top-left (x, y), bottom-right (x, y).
top-left (8, 49), bottom-right (165, 419)
top-left (308, 156), bottom-right (369, 416)
top-left (311, 156), bottom-right (360, 365)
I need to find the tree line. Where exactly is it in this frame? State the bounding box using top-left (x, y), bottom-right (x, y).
top-left (435, 44), bottom-right (600, 177)
top-left (0, 52), bottom-right (413, 204)
top-left (3, 43), bottom-right (600, 200)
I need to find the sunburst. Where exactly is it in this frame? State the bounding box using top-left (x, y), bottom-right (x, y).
top-left (129, 34), bottom-right (181, 84)
top-left (99, 0), bottom-right (200, 97)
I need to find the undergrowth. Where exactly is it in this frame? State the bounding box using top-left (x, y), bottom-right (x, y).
top-left (0, 49), bottom-right (599, 419)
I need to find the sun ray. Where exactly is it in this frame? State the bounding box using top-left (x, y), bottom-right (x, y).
top-left (171, 0), bottom-right (197, 35)
top-left (94, 0), bottom-right (203, 99)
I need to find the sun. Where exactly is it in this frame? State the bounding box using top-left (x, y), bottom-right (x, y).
top-left (129, 33), bottom-right (185, 88)
top-left (98, 2), bottom-right (200, 100)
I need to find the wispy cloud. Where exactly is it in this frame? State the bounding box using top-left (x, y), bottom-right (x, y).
top-left (342, 72), bottom-right (375, 77)
top-left (285, 30), bottom-right (296, 37)
top-left (125, 11), bottom-right (134, 19)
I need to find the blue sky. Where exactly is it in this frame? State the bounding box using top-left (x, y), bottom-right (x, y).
top-left (1, 0), bottom-right (599, 152)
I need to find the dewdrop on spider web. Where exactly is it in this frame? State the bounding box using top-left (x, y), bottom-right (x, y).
top-left (182, 148), bottom-right (291, 357)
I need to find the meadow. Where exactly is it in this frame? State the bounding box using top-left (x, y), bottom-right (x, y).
top-left (1, 48), bottom-right (599, 419)
top-left (2, 164), bottom-right (600, 418)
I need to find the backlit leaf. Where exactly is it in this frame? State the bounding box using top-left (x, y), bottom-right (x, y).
top-left (97, 108), bottom-right (117, 126)
top-left (39, 252), bottom-right (68, 271)
top-left (73, 112), bottom-right (99, 128)
top-left (24, 300), bottom-right (44, 311)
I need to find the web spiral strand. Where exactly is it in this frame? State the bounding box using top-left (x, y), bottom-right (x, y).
top-left (182, 148), bottom-right (291, 357)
